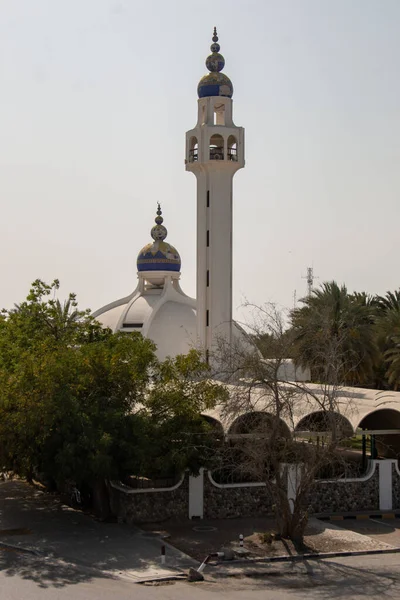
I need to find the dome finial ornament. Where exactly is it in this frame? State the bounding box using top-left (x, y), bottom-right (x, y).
top-left (152, 203), bottom-right (167, 240)
top-left (137, 205), bottom-right (181, 275)
top-left (155, 202), bottom-right (163, 225)
top-left (198, 27), bottom-right (233, 98)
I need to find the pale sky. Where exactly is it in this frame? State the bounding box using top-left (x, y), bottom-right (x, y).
top-left (1, 0), bottom-right (399, 318)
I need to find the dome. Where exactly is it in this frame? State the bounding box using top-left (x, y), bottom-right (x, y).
top-left (137, 204), bottom-right (181, 273)
top-left (198, 72), bottom-right (233, 99)
top-left (197, 27), bottom-right (233, 99)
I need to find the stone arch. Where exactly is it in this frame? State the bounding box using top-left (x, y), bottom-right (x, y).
top-left (227, 134), bottom-right (237, 161)
top-left (228, 411), bottom-right (291, 439)
top-left (201, 415), bottom-right (224, 442)
top-left (358, 408), bottom-right (400, 459)
top-left (189, 136), bottom-right (198, 163)
top-left (295, 411), bottom-right (354, 440)
top-left (209, 134), bottom-right (224, 161)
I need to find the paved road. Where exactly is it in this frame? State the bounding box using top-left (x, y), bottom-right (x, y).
top-left (337, 516), bottom-right (400, 547)
top-left (2, 551), bottom-right (400, 598)
top-left (2, 481), bottom-right (400, 598)
top-left (0, 480), bottom-right (193, 581)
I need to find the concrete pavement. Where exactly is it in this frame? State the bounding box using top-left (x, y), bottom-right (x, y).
top-left (3, 480), bottom-right (400, 598)
top-left (0, 480), bottom-right (194, 582)
top-left (2, 549), bottom-right (400, 598)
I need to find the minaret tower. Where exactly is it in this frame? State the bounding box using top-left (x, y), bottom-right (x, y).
top-left (185, 28), bottom-right (245, 356)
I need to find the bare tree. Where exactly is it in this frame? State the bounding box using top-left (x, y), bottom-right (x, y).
top-left (209, 303), bottom-right (357, 545)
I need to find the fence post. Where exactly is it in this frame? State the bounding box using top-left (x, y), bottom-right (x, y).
top-left (379, 459), bottom-right (394, 511)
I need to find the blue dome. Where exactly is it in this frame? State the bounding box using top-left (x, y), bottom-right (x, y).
top-left (137, 241), bottom-right (181, 272)
top-left (197, 27), bottom-right (233, 99)
top-left (198, 72), bottom-right (233, 98)
top-left (137, 204), bottom-right (181, 273)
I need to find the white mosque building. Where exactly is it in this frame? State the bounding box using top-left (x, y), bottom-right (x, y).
top-left (93, 28), bottom-right (245, 360)
top-left (92, 28), bottom-right (400, 483)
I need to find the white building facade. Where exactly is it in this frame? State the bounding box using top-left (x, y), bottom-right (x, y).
top-left (94, 29), bottom-right (247, 362)
top-left (92, 205), bottom-right (197, 361)
top-left (186, 28), bottom-right (245, 356)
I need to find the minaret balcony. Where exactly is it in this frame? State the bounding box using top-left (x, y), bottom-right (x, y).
top-left (227, 147), bottom-right (238, 161)
top-left (188, 148), bottom-right (198, 163)
top-left (210, 145), bottom-right (224, 161)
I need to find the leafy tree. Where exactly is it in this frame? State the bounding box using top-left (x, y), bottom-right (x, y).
top-left (0, 280), bottom-right (226, 511)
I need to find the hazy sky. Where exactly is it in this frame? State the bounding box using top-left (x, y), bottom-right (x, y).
top-left (1, 0), bottom-right (399, 319)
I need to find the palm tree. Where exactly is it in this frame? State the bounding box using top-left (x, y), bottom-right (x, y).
top-left (375, 290), bottom-right (400, 389)
top-left (384, 338), bottom-right (400, 390)
top-left (291, 281), bottom-right (378, 386)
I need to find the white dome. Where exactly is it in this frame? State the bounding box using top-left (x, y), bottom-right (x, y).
top-left (93, 273), bottom-right (197, 360)
top-left (147, 301), bottom-right (196, 360)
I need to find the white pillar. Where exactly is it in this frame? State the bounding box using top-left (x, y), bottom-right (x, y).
top-left (379, 459), bottom-right (394, 511)
top-left (189, 468), bottom-right (204, 519)
top-left (186, 103), bottom-right (244, 357)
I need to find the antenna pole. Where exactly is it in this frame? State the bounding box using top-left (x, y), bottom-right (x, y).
top-left (302, 266), bottom-right (318, 297)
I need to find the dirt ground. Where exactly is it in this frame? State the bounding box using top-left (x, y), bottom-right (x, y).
top-left (139, 516), bottom-right (394, 561)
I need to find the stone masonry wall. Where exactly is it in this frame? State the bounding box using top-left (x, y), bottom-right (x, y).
top-left (308, 468), bottom-right (379, 514)
top-left (108, 465), bottom-right (385, 523)
top-left (204, 473), bottom-right (273, 519)
top-left (108, 476), bottom-right (189, 523)
top-left (392, 464), bottom-right (400, 510)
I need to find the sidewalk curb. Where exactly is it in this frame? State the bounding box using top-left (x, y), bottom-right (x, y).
top-left (208, 546), bottom-right (400, 569)
top-left (0, 541), bottom-right (42, 556)
top-left (317, 513), bottom-right (400, 521)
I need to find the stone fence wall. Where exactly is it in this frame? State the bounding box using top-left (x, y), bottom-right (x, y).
top-left (392, 462), bottom-right (400, 510)
top-left (108, 475), bottom-right (188, 524)
top-left (109, 459), bottom-right (397, 523)
top-left (203, 473), bottom-right (273, 519)
top-left (309, 465), bottom-right (380, 514)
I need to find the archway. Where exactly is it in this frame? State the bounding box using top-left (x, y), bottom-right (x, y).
top-left (227, 135), bottom-right (237, 161)
top-left (228, 411), bottom-right (291, 439)
top-left (189, 136), bottom-right (198, 162)
top-left (201, 415), bottom-right (224, 443)
top-left (358, 409), bottom-right (400, 460)
top-left (295, 411), bottom-right (354, 441)
top-left (209, 134), bottom-right (224, 160)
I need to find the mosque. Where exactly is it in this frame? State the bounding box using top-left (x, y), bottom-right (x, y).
top-left (93, 29), bottom-right (400, 520)
top-left (93, 28), bottom-right (245, 360)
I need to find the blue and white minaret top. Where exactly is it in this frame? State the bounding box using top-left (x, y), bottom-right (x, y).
top-left (197, 27), bottom-right (233, 99)
top-left (137, 204), bottom-right (181, 272)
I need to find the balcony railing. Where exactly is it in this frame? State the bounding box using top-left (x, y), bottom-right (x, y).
top-left (228, 147), bottom-right (238, 161)
top-left (189, 146), bottom-right (238, 162)
top-left (210, 146), bottom-right (224, 160)
top-left (188, 148), bottom-right (198, 162)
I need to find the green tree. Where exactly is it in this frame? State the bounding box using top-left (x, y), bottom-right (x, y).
top-left (0, 280), bottom-right (226, 511)
top-left (375, 290), bottom-right (400, 389)
top-left (291, 281), bottom-right (378, 386)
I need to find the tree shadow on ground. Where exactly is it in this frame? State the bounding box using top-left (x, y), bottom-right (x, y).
top-left (299, 559), bottom-right (400, 598)
top-left (0, 480), bottom-right (183, 590)
top-left (0, 548), bottom-right (112, 589)
top-left (231, 558), bottom-right (400, 598)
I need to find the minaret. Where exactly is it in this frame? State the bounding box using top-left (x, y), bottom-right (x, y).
top-left (185, 28), bottom-right (245, 357)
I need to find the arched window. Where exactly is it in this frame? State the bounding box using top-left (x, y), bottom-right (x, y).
top-left (189, 137), bottom-right (198, 162)
top-left (209, 134), bottom-right (224, 161)
top-left (227, 135), bottom-right (237, 161)
top-left (213, 103), bottom-right (225, 126)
